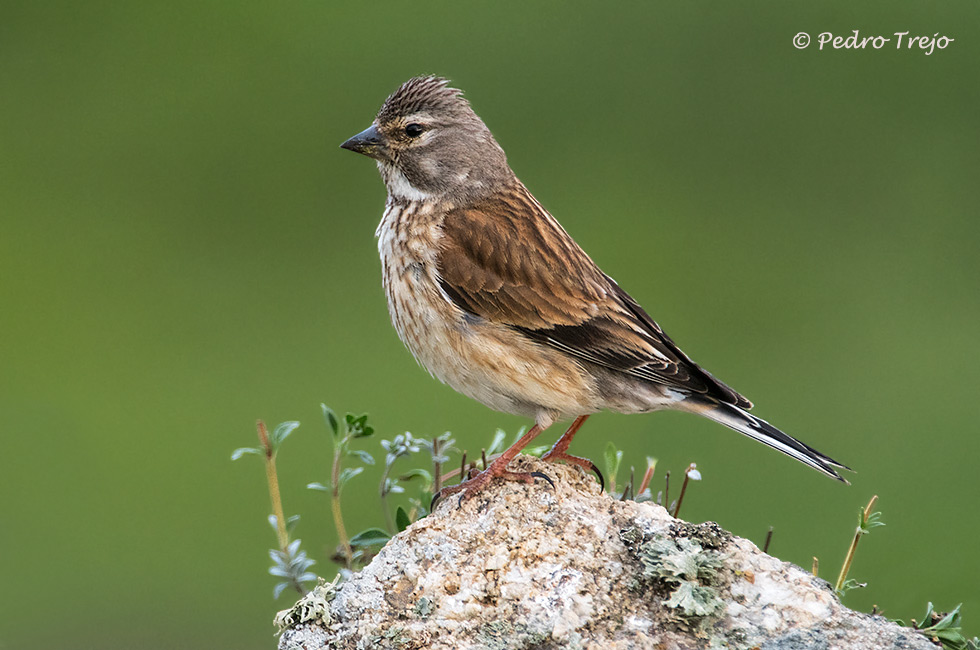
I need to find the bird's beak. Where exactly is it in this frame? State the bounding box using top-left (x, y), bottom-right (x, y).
top-left (340, 124), bottom-right (384, 159)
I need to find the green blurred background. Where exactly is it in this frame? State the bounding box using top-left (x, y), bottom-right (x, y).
top-left (2, 1), bottom-right (978, 647)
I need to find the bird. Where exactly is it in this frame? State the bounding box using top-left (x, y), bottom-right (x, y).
top-left (340, 76), bottom-right (849, 502)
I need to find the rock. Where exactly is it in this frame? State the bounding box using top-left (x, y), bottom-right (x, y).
top-left (276, 456), bottom-right (932, 650)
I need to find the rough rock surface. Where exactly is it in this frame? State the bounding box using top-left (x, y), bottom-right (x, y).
top-left (276, 457), bottom-right (931, 650)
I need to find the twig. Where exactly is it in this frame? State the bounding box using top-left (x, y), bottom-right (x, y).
top-left (763, 526), bottom-right (774, 554)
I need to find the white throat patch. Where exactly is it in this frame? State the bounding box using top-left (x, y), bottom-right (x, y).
top-left (380, 163), bottom-right (434, 202)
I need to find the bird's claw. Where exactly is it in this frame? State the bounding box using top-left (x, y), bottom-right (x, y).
top-left (540, 451), bottom-right (604, 492)
top-left (429, 467), bottom-right (556, 511)
top-left (530, 470), bottom-right (555, 490)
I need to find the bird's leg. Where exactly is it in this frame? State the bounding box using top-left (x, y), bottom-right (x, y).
top-left (541, 415), bottom-right (604, 491)
top-left (432, 424), bottom-right (553, 507)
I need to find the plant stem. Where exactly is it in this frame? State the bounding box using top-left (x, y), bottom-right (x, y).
top-left (331, 441), bottom-right (352, 567)
top-left (763, 526), bottom-right (774, 554)
top-left (331, 495), bottom-right (351, 567)
top-left (672, 464), bottom-right (696, 518)
top-left (834, 494), bottom-right (878, 594)
top-left (432, 436), bottom-right (443, 495)
top-left (637, 458), bottom-right (657, 497)
top-left (380, 463), bottom-right (395, 535)
top-left (258, 420), bottom-right (289, 552)
top-left (619, 467), bottom-right (635, 501)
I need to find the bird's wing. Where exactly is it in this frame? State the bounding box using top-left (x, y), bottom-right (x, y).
top-left (435, 185), bottom-right (752, 408)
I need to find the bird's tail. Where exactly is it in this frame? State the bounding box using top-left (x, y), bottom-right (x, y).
top-left (686, 399), bottom-right (851, 483)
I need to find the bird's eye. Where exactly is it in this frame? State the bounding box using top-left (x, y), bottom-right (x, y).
top-left (404, 123), bottom-right (425, 138)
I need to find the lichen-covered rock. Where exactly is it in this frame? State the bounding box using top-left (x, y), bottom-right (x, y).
top-left (276, 457), bottom-right (931, 650)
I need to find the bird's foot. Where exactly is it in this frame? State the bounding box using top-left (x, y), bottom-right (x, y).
top-left (540, 450), bottom-right (604, 492)
top-left (431, 461), bottom-right (554, 509)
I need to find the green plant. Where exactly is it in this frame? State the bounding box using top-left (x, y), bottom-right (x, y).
top-left (602, 443), bottom-right (700, 512)
top-left (810, 497), bottom-right (976, 646)
top-left (306, 406), bottom-right (377, 569)
top-left (232, 420), bottom-right (318, 598)
top-left (307, 406), bottom-right (421, 572)
top-left (604, 442), bottom-right (624, 495)
top-left (895, 603), bottom-right (980, 650)
top-left (379, 432), bottom-right (422, 533)
top-left (306, 409), bottom-right (461, 570)
top-left (834, 495), bottom-right (884, 598)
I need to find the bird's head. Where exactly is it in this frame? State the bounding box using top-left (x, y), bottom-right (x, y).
top-left (340, 76), bottom-right (512, 203)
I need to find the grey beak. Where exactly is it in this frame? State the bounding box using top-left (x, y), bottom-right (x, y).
top-left (340, 124), bottom-right (383, 157)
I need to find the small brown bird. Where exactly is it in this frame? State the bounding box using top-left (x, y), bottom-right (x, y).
top-left (341, 76), bottom-right (849, 501)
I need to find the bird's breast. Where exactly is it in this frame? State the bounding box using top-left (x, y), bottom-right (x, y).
top-left (375, 201), bottom-right (600, 424)
top-left (376, 201), bottom-right (456, 369)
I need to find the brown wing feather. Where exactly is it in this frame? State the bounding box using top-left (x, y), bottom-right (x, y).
top-left (436, 183), bottom-right (751, 408)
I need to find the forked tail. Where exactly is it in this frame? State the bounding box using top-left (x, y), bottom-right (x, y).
top-left (691, 400), bottom-right (851, 483)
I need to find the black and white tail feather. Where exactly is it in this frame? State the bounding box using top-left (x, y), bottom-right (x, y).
top-left (693, 400), bottom-right (850, 483)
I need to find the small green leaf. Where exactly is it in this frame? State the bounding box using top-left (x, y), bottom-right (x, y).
top-left (269, 565), bottom-right (291, 578)
top-left (865, 511), bottom-right (885, 530)
top-left (346, 413), bottom-right (374, 438)
top-left (307, 482), bottom-right (330, 492)
top-left (349, 527), bottom-right (391, 548)
top-left (231, 447), bottom-right (262, 461)
top-left (486, 429), bottom-right (508, 456)
top-left (273, 581), bottom-right (291, 599)
top-left (906, 603), bottom-right (974, 649)
top-left (931, 603), bottom-right (962, 632)
top-left (271, 421), bottom-right (300, 448)
top-left (338, 466), bottom-right (364, 488)
top-left (395, 506), bottom-right (411, 532)
top-left (285, 515), bottom-right (301, 533)
top-left (510, 427), bottom-right (527, 444)
top-left (835, 578), bottom-right (867, 598)
top-left (527, 445), bottom-right (549, 457)
top-left (347, 449), bottom-right (376, 466)
top-left (398, 468), bottom-right (433, 484)
top-left (604, 442), bottom-right (623, 485)
top-left (321, 404), bottom-right (340, 437)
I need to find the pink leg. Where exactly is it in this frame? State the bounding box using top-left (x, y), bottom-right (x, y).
top-left (541, 415), bottom-right (604, 490)
top-left (433, 423), bottom-right (554, 506)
